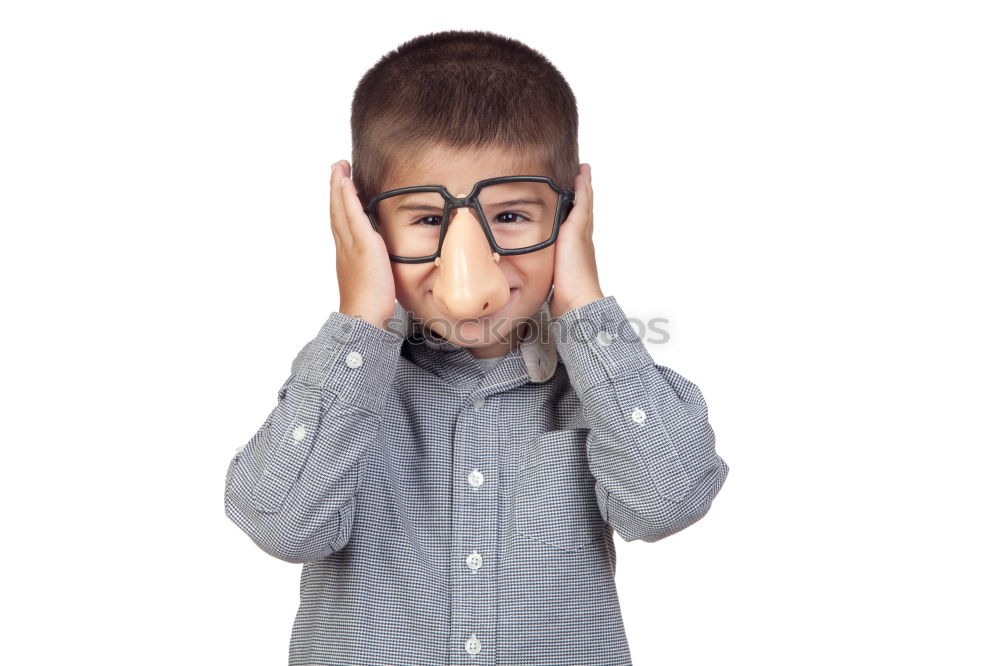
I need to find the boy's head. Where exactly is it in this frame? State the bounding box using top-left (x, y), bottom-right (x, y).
top-left (349, 30), bottom-right (579, 358)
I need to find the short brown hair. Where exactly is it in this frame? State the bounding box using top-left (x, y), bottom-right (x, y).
top-left (349, 30), bottom-right (579, 209)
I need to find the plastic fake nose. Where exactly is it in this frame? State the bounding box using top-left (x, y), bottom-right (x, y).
top-left (431, 204), bottom-right (511, 320)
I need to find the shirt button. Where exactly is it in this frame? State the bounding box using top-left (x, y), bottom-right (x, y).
top-left (467, 469), bottom-right (484, 488)
top-left (465, 633), bottom-right (482, 655)
top-left (595, 330), bottom-right (615, 346)
top-left (466, 550), bottom-right (483, 570)
top-left (234, 444), bottom-right (245, 454)
top-left (292, 424), bottom-right (307, 440)
top-left (472, 397), bottom-right (486, 410)
top-left (344, 351), bottom-right (363, 368)
top-left (631, 407), bottom-right (646, 424)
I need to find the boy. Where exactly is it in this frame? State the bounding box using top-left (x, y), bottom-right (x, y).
top-left (225, 29), bottom-right (729, 665)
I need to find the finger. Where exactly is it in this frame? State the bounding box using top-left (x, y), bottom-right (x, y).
top-left (580, 164), bottom-right (594, 213)
top-left (583, 163), bottom-right (594, 220)
top-left (329, 162), bottom-right (345, 244)
top-left (340, 173), bottom-right (378, 244)
top-left (329, 161), bottom-right (355, 247)
top-left (566, 164), bottom-right (591, 230)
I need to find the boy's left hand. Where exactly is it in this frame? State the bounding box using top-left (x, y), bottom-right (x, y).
top-left (548, 163), bottom-right (605, 319)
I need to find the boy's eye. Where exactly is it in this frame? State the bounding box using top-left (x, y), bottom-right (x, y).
top-left (495, 211), bottom-right (529, 224)
top-left (412, 213), bottom-right (530, 226)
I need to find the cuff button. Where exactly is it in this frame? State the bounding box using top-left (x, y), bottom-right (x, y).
top-left (595, 330), bottom-right (615, 347)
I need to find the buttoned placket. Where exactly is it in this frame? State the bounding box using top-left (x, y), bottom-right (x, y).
top-left (269, 340), bottom-right (364, 456)
top-left (591, 326), bottom-right (648, 427)
top-left (592, 325), bottom-right (648, 426)
top-left (452, 388), bottom-right (499, 664)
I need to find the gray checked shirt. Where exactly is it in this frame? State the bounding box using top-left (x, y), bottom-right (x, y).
top-left (224, 294), bottom-right (729, 665)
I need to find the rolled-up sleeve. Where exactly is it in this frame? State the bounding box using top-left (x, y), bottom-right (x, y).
top-left (224, 311), bottom-right (404, 563)
top-left (551, 295), bottom-right (729, 542)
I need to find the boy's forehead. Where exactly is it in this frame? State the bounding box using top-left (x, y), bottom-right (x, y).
top-left (384, 144), bottom-right (549, 195)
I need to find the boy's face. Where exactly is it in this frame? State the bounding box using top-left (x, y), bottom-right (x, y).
top-left (381, 143), bottom-right (556, 359)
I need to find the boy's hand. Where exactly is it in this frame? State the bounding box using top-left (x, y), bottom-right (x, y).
top-left (330, 160), bottom-right (397, 330)
top-left (548, 163), bottom-right (605, 319)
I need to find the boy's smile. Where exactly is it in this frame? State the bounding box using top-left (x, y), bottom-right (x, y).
top-left (381, 143), bottom-right (556, 359)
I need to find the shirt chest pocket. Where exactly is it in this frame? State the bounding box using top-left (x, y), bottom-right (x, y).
top-left (512, 428), bottom-right (606, 552)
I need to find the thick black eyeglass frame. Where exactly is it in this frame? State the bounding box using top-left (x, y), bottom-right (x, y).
top-left (363, 175), bottom-right (576, 264)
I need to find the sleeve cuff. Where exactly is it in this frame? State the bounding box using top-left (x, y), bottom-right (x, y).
top-left (290, 311), bottom-right (405, 414)
top-left (551, 295), bottom-right (656, 396)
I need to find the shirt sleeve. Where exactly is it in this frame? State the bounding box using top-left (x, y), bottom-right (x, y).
top-left (224, 311), bottom-right (404, 563)
top-left (551, 295), bottom-right (730, 543)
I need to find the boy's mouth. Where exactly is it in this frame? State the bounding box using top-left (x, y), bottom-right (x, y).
top-left (428, 287), bottom-right (518, 322)
top-left (429, 287), bottom-right (518, 299)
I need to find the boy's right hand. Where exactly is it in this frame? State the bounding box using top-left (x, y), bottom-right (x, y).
top-left (330, 160), bottom-right (397, 331)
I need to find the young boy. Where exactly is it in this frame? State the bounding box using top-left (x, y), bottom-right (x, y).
top-left (225, 29), bottom-right (729, 665)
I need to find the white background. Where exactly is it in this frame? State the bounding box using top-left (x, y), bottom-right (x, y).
top-left (2, 1), bottom-right (997, 664)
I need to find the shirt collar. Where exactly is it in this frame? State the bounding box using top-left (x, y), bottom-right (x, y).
top-left (386, 289), bottom-right (559, 384)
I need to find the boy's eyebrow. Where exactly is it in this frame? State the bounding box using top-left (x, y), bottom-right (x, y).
top-left (487, 197), bottom-right (547, 207)
top-left (394, 202), bottom-right (445, 212)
